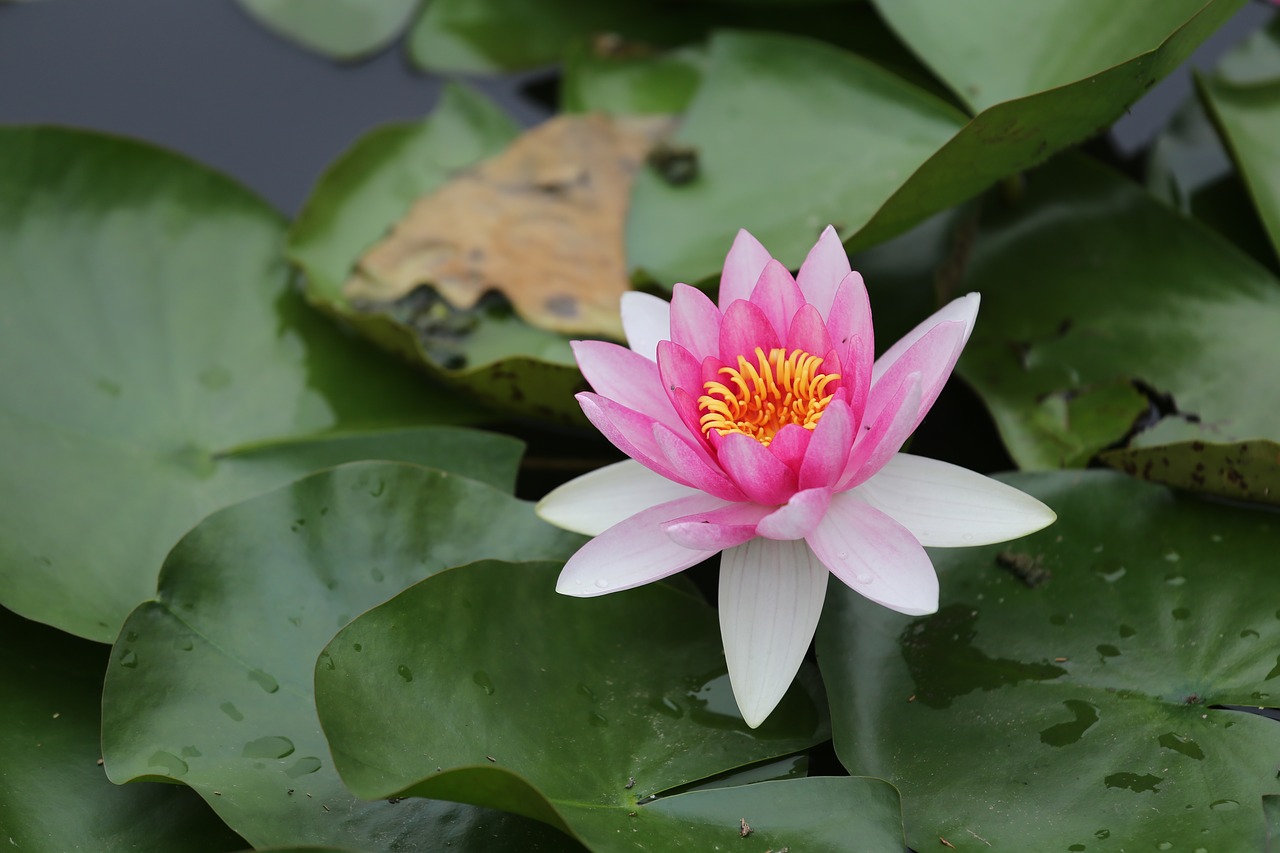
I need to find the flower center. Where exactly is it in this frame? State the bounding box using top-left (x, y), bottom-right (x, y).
top-left (697, 347), bottom-right (840, 446)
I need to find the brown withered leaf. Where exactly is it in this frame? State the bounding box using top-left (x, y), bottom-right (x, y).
top-left (345, 113), bottom-right (676, 337)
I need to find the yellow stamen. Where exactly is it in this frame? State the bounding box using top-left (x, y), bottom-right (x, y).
top-left (697, 347), bottom-right (840, 446)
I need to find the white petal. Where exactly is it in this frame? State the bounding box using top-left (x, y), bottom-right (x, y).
top-left (556, 493), bottom-right (726, 597)
top-left (855, 454), bottom-right (1057, 547)
top-left (620, 291), bottom-right (671, 361)
top-left (719, 539), bottom-right (828, 728)
top-left (872, 292), bottom-right (979, 385)
top-left (807, 491), bottom-right (938, 616)
top-left (536, 460), bottom-right (700, 536)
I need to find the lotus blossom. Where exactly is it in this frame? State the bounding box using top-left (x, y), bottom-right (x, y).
top-left (537, 226), bottom-right (1055, 727)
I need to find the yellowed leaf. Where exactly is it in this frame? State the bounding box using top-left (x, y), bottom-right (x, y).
top-left (345, 113), bottom-right (676, 337)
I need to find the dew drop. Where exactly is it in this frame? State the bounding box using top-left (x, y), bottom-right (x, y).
top-left (370, 567), bottom-right (385, 582)
top-left (1210, 799), bottom-right (1240, 811)
top-left (472, 671), bottom-right (495, 695)
top-left (242, 736), bottom-right (295, 760)
top-left (370, 479), bottom-right (386, 498)
top-left (1165, 573), bottom-right (1186, 586)
top-left (1163, 551), bottom-right (1180, 562)
top-left (855, 573), bottom-right (873, 585)
top-left (1097, 644), bottom-right (1120, 658)
top-left (1093, 563), bottom-right (1126, 583)
top-left (577, 683), bottom-right (596, 700)
top-left (219, 702), bottom-right (244, 722)
top-left (594, 579), bottom-right (609, 590)
top-left (1094, 829), bottom-right (1110, 840)
top-left (656, 697), bottom-right (684, 718)
top-left (397, 665), bottom-right (413, 682)
top-left (119, 650), bottom-right (138, 668)
top-left (836, 551), bottom-right (848, 560)
top-left (588, 711), bottom-right (609, 728)
top-left (1119, 624), bottom-right (1137, 638)
top-left (353, 643), bottom-right (363, 652)
top-left (1158, 843), bottom-right (1172, 851)
top-left (248, 669), bottom-right (279, 694)
top-left (285, 756), bottom-right (323, 778)
top-left (180, 745), bottom-right (202, 758)
top-left (176, 638), bottom-right (194, 652)
top-left (1241, 628), bottom-right (1260, 640)
top-left (1068, 845), bottom-right (1085, 852)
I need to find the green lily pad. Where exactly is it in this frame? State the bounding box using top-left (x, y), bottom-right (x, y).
top-left (0, 127), bottom-right (505, 643)
top-left (955, 154), bottom-right (1280, 477)
top-left (817, 470), bottom-right (1280, 851)
top-left (1100, 438), bottom-right (1280, 505)
top-left (101, 462), bottom-right (585, 851)
top-left (1268, 795), bottom-right (1280, 849)
top-left (1200, 16), bottom-right (1280, 264)
top-left (315, 560), bottom-right (835, 850)
top-left (0, 607), bottom-right (245, 852)
top-left (845, 0), bottom-right (1242, 254)
top-left (288, 85), bottom-right (590, 423)
top-left (235, 0), bottom-right (421, 60)
top-left (872, 0), bottom-right (1241, 114)
top-left (561, 42), bottom-right (708, 116)
top-left (625, 30), bottom-right (968, 285)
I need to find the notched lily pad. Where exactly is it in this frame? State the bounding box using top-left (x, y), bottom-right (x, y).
top-left (1101, 438), bottom-right (1280, 506)
top-left (347, 113), bottom-right (675, 338)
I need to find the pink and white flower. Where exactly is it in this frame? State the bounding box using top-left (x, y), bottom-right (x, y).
top-left (537, 226), bottom-right (1055, 727)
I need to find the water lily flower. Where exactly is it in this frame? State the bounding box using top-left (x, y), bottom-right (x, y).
top-left (537, 226), bottom-right (1055, 728)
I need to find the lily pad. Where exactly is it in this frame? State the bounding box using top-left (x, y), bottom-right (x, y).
top-left (955, 154), bottom-right (1280, 477)
top-left (561, 42), bottom-right (708, 116)
top-left (0, 607), bottom-right (245, 852)
top-left (101, 462), bottom-right (585, 851)
top-left (1199, 16), bottom-right (1280, 264)
top-left (289, 85), bottom-right (589, 423)
top-left (0, 127), bottom-right (503, 643)
top-left (872, 0), bottom-right (1240, 114)
top-left (845, 0), bottom-right (1242, 253)
top-left (1101, 438), bottom-right (1280, 505)
top-left (625, 30), bottom-right (968, 285)
top-left (315, 560), bottom-right (836, 850)
top-left (235, 0), bottom-right (421, 60)
top-left (817, 470), bottom-right (1280, 851)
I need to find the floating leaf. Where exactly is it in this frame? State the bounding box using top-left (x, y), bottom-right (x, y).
top-left (1101, 438), bottom-right (1280, 505)
top-left (871, 0), bottom-right (1240, 113)
top-left (290, 85), bottom-right (589, 423)
top-left (315, 561), bottom-right (834, 849)
top-left (0, 127), bottom-right (501, 642)
top-left (818, 470), bottom-right (1280, 850)
top-left (955, 154), bottom-right (1280, 484)
top-left (349, 113), bottom-right (676, 337)
top-left (561, 42), bottom-right (708, 116)
top-left (625, 30), bottom-right (968, 285)
top-left (1200, 16), bottom-right (1280, 263)
top-left (235, 0), bottom-right (421, 60)
top-left (0, 607), bottom-right (245, 853)
top-left (101, 462), bottom-right (584, 851)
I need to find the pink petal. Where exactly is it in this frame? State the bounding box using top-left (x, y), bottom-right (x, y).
top-left (785, 303), bottom-right (834, 359)
top-left (719, 229), bottom-right (774, 310)
top-left (719, 299), bottom-right (780, 365)
top-left (653, 423), bottom-right (746, 502)
top-left (839, 372), bottom-right (922, 489)
top-left (825, 271), bottom-right (873, 397)
top-left (749, 260), bottom-right (804, 340)
top-left (767, 424), bottom-right (811, 473)
top-left (572, 340), bottom-right (684, 433)
top-left (556, 493), bottom-right (727, 596)
top-left (620, 291), bottom-right (671, 361)
top-left (656, 341), bottom-right (710, 442)
top-left (872, 293), bottom-right (979, 385)
top-left (664, 502), bottom-right (771, 550)
top-left (865, 319), bottom-right (967, 441)
top-left (806, 491), bottom-right (939, 616)
top-left (799, 399), bottom-right (854, 490)
top-left (795, 225), bottom-right (851, 318)
top-left (756, 488), bottom-right (832, 540)
top-left (720, 538), bottom-right (829, 728)
top-left (669, 283), bottom-right (723, 362)
top-left (578, 392), bottom-right (691, 487)
top-left (717, 432), bottom-right (798, 506)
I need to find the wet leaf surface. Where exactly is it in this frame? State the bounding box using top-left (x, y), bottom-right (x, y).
top-left (1101, 438), bottom-right (1280, 506)
top-left (818, 470), bottom-right (1280, 851)
top-left (315, 561), bottom-right (845, 850)
top-left (0, 607), bottom-right (246, 852)
top-left (101, 462), bottom-right (585, 851)
top-left (956, 154), bottom-right (1280, 476)
top-left (0, 127), bottom-right (499, 643)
